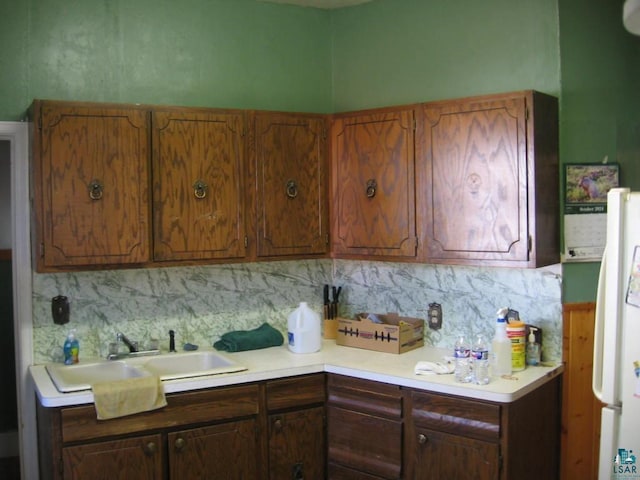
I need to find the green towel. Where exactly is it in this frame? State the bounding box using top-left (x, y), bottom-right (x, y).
top-left (213, 323), bottom-right (284, 352)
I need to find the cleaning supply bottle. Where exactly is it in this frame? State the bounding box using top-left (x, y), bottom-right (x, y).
top-left (526, 327), bottom-right (541, 366)
top-left (63, 330), bottom-right (79, 365)
top-left (491, 308), bottom-right (512, 377)
top-left (506, 318), bottom-right (526, 371)
top-left (287, 302), bottom-right (321, 354)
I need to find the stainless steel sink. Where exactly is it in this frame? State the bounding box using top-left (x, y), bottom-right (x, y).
top-left (46, 361), bottom-right (150, 393)
top-left (45, 350), bottom-right (247, 393)
top-left (142, 351), bottom-right (247, 380)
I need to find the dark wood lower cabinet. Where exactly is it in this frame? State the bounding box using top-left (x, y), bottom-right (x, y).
top-left (411, 428), bottom-right (500, 480)
top-left (62, 434), bottom-right (163, 480)
top-left (168, 420), bottom-right (258, 479)
top-left (37, 376), bottom-right (324, 480)
top-left (327, 373), bottom-right (561, 480)
top-left (38, 371), bottom-right (560, 480)
top-left (268, 407), bottom-right (325, 480)
top-left (327, 374), bottom-right (403, 479)
top-left (265, 374), bottom-right (327, 480)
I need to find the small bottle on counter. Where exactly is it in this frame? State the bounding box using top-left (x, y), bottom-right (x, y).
top-left (526, 327), bottom-right (541, 366)
top-left (491, 308), bottom-right (512, 377)
top-left (63, 330), bottom-right (79, 365)
top-left (453, 336), bottom-right (471, 383)
top-left (471, 334), bottom-right (490, 385)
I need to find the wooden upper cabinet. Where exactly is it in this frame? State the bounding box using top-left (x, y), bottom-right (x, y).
top-left (32, 101), bottom-right (151, 271)
top-left (331, 108), bottom-right (418, 259)
top-left (152, 109), bottom-right (246, 262)
top-left (418, 91), bottom-right (559, 267)
top-left (252, 112), bottom-right (328, 257)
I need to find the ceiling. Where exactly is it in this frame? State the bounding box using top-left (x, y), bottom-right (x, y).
top-left (260, 0), bottom-right (373, 9)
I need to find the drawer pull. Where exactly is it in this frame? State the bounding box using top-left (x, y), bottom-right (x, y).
top-left (144, 442), bottom-right (157, 456)
top-left (193, 180), bottom-right (208, 199)
top-left (286, 180), bottom-right (299, 199)
top-left (274, 418), bottom-right (283, 431)
top-left (88, 180), bottom-right (104, 200)
top-left (366, 179), bottom-right (377, 198)
top-left (175, 437), bottom-right (186, 451)
top-left (418, 433), bottom-right (428, 445)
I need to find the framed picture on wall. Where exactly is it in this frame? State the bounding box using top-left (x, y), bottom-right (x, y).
top-left (563, 163), bottom-right (620, 262)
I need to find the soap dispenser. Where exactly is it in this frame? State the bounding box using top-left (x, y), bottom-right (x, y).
top-left (526, 327), bottom-right (540, 366)
top-left (63, 330), bottom-right (79, 365)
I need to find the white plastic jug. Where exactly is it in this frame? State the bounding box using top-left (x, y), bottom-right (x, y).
top-left (287, 302), bottom-right (321, 354)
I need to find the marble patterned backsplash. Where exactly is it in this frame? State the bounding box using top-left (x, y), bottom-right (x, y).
top-left (32, 259), bottom-right (562, 364)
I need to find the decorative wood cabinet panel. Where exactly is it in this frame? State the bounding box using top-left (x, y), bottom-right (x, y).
top-left (411, 428), bottom-right (500, 480)
top-left (268, 407), bottom-right (325, 480)
top-left (418, 90), bottom-right (559, 267)
top-left (62, 434), bottom-right (162, 480)
top-left (152, 108), bottom-right (247, 261)
top-left (331, 108), bottom-right (418, 259)
top-left (408, 392), bottom-right (500, 480)
top-left (406, 376), bottom-right (561, 480)
top-left (168, 420), bottom-right (258, 479)
top-left (31, 101), bottom-right (151, 271)
top-left (265, 374), bottom-right (326, 480)
top-left (252, 112), bottom-right (328, 257)
top-left (327, 374), bottom-right (403, 479)
top-left (37, 384), bottom-right (260, 480)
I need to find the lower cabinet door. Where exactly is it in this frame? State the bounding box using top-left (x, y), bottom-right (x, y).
top-left (268, 406), bottom-right (325, 480)
top-left (168, 419), bottom-right (258, 479)
top-left (328, 406), bottom-right (402, 479)
top-left (412, 427), bottom-right (500, 480)
top-left (62, 434), bottom-right (162, 480)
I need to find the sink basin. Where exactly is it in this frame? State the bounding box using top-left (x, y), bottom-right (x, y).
top-left (142, 351), bottom-right (247, 380)
top-left (46, 361), bottom-right (150, 393)
top-left (45, 351), bottom-right (247, 393)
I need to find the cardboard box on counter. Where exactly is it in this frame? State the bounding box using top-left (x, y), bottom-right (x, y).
top-left (336, 313), bottom-right (424, 354)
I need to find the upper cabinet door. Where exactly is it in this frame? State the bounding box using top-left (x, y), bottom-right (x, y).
top-left (331, 109), bottom-right (418, 258)
top-left (152, 109), bottom-right (246, 262)
top-left (253, 112), bottom-right (328, 257)
top-left (418, 91), bottom-right (559, 267)
top-left (35, 102), bottom-right (151, 270)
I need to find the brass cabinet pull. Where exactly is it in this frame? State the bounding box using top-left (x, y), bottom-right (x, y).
top-left (175, 437), bottom-right (186, 452)
top-left (366, 179), bottom-right (377, 198)
top-left (273, 417), bottom-right (283, 431)
top-left (143, 442), bottom-right (157, 456)
top-left (88, 180), bottom-right (104, 200)
top-left (286, 180), bottom-right (298, 199)
top-left (418, 434), bottom-right (428, 445)
top-left (193, 180), bottom-right (208, 199)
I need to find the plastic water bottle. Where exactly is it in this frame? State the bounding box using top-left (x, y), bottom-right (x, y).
top-left (453, 336), bottom-right (471, 383)
top-left (471, 334), bottom-right (489, 385)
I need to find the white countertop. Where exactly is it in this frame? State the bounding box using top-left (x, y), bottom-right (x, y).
top-left (30, 340), bottom-right (563, 408)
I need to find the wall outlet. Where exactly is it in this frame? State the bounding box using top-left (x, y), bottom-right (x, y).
top-left (51, 296), bottom-right (70, 325)
top-left (428, 303), bottom-right (442, 330)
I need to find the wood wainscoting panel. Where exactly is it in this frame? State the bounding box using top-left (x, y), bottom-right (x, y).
top-left (562, 302), bottom-right (603, 480)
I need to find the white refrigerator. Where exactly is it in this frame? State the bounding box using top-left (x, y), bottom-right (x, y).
top-left (593, 187), bottom-right (640, 479)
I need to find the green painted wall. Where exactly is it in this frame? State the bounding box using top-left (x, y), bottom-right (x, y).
top-left (330, 0), bottom-right (561, 110)
top-left (559, 0), bottom-right (640, 302)
top-left (0, 0), bottom-right (333, 120)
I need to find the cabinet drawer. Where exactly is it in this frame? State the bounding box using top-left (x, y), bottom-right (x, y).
top-left (61, 384), bottom-right (259, 443)
top-left (328, 406), bottom-right (402, 479)
top-left (266, 373), bottom-right (325, 411)
top-left (328, 374), bottom-right (402, 419)
top-left (410, 391), bottom-right (500, 442)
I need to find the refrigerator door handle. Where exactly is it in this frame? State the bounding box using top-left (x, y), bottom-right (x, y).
top-left (592, 247), bottom-right (607, 402)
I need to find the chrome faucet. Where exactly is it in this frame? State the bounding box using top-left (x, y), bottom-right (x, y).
top-left (117, 332), bottom-right (139, 353)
